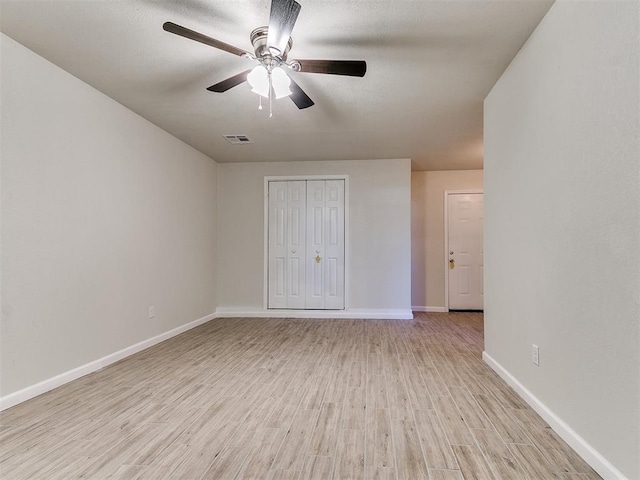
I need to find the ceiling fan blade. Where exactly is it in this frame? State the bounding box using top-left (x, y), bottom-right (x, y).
top-left (288, 77), bottom-right (314, 109)
top-left (266, 0), bottom-right (301, 56)
top-left (163, 22), bottom-right (251, 57)
top-left (295, 59), bottom-right (367, 77)
top-left (206, 70), bottom-right (252, 93)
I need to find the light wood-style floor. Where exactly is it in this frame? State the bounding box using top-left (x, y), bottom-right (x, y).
top-left (0, 312), bottom-right (601, 480)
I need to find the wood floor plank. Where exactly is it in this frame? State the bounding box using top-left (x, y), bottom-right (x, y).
top-left (0, 313), bottom-right (601, 480)
top-left (507, 443), bottom-right (559, 480)
top-left (369, 408), bottom-right (395, 468)
top-left (130, 443), bottom-right (192, 479)
top-left (386, 376), bottom-right (413, 421)
top-left (419, 364), bottom-right (450, 397)
top-left (300, 455), bottom-right (334, 480)
top-left (81, 422), bottom-right (185, 476)
top-left (473, 394), bottom-right (531, 444)
top-left (452, 444), bottom-right (495, 480)
top-left (366, 374), bottom-right (389, 410)
top-left (413, 408), bottom-right (458, 470)
top-left (333, 428), bottom-right (365, 479)
top-left (448, 386), bottom-right (493, 430)
top-left (271, 408), bottom-right (320, 471)
top-left (162, 444), bottom-right (226, 479)
top-left (470, 428), bottom-right (526, 479)
top-left (323, 367), bottom-right (351, 404)
top-left (366, 466), bottom-right (397, 480)
top-left (428, 469), bottom-right (465, 480)
top-left (200, 445), bottom-right (252, 480)
top-left (309, 402), bottom-right (342, 457)
top-left (301, 375), bottom-right (330, 410)
top-left (454, 365), bottom-right (493, 395)
top-left (392, 419), bottom-right (429, 480)
top-left (342, 387), bottom-right (367, 430)
top-left (404, 373), bottom-right (434, 410)
top-left (265, 469), bottom-right (302, 480)
top-left (367, 352), bottom-right (384, 374)
top-left (559, 473), bottom-right (604, 480)
top-left (235, 439), bottom-right (285, 480)
top-left (509, 409), bottom-right (594, 473)
top-left (431, 395), bottom-right (475, 446)
top-left (478, 374), bottom-right (528, 410)
top-left (265, 385), bottom-right (306, 428)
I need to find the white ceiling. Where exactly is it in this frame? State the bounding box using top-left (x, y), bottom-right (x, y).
top-left (0, 0), bottom-right (554, 171)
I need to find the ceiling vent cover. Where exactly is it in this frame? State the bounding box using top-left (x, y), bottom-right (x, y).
top-left (224, 135), bottom-right (253, 145)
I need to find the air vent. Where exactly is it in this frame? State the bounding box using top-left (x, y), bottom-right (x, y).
top-left (224, 135), bottom-right (253, 145)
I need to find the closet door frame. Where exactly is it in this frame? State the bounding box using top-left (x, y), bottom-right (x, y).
top-left (263, 175), bottom-right (349, 311)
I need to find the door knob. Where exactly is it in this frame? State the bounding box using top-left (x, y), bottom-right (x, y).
top-left (315, 255), bottom-right (321, 263)
top-left (449, 259), bottom-right (455, 269)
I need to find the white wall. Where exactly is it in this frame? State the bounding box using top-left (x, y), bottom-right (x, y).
top-left (411, 170), bottom-right (483, 311)
top-left (217, 159), bottom-right (412, 316)
top-left (1, 34), bottom-right (219, 400)
top-left (484, 2), bottom-right (639, 479)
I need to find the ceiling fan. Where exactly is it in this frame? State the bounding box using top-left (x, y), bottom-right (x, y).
top-left (163, 0), bottom-right (367, 113)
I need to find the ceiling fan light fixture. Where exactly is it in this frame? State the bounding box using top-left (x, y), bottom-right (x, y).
top-left (248, 65), bottom-right (270, 98)
top-left (271, 67), bottom-right (292, 99)
top-left (247, 65), bottom-right (292, 100)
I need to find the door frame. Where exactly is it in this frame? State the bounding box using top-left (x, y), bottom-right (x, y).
top-left (443, 189), bottom-right (483, 312)
top-left (263, 175), bottom-right (350, 310)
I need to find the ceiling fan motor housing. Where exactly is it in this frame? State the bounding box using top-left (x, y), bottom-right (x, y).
top-left (250, 26), bottom-right (293, 66)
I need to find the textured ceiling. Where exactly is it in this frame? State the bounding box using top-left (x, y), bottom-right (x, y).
top-left (0, 0), bottom-right (554, 171)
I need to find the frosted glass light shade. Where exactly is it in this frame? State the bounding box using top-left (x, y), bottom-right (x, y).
top-left (271, 67), bottom-right (292, 99)
top-left (247, 65), bottom-right (292, 100)
top-left (247, 65), bottom-right (269, 98)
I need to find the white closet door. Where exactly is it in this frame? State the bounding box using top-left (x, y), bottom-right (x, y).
top-left (306, 180), bottom-right (345, 310)
top-left (287, 181), bottom-right (307, 308)
top-left (268, 179), bottom-right (344, 310)
top-left (306, 181), bottom-right (326, 309)
top-left (323, 180), bottom-right (345, 309)
top-left (268, 181), bottom-right (306, 309)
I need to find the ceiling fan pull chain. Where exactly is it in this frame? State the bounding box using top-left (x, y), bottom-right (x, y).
top-left (269, 71), bottom-right (273, 118)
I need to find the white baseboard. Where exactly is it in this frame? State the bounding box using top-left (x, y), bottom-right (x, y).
top-left (216, 307), bottom-right (414, 320)
top-left (0, 312), bottom-right (218, 412)
top-left (482, 351), bottom-right (628, 480)
top-left (412, 306), bottom-right (447, 313)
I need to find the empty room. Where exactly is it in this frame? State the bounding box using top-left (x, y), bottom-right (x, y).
top-left (1, 0), bottom-right (638, 479)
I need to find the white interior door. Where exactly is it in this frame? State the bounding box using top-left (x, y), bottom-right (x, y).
top-left (268, 179), bottom-right (345, 309)
top-left (306, 180), bottom-right (345, 309)
top-left (268, 181), bottom-right (306, 309)
top-left (447, 193), bottom-right (484, 310)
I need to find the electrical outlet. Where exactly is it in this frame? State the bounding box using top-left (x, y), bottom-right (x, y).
top-left (149, 306), bottom-right (155, 319)
top-left (532, 344), bottom-right (539, 366)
